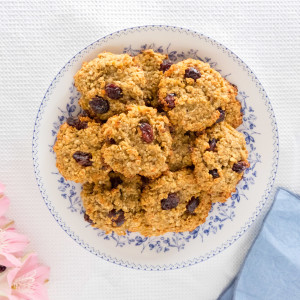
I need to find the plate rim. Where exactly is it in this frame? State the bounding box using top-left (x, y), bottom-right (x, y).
top-left (32, 24), bottom-right (279, 271)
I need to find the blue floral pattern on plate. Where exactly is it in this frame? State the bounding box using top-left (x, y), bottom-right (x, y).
top-left (49, 44), bottom-right (261, 254)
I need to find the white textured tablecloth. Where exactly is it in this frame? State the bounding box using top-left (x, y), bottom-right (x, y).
top-left (1, 1), bottom-right (299, 299)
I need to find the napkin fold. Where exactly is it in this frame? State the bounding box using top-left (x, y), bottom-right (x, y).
top-left (218, 188), bottom-right (300, 300)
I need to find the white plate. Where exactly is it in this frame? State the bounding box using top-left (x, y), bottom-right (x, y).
top-left (32, 25), bottom-right (279, 270)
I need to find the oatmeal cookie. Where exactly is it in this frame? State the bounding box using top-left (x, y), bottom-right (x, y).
top-left (101, 105), bottom-right (172, 178)
top-left (81, 173), bottom-right (145, 235)
top-left (74, 52), bottom-right (146, 120)
top-left (158, 58), bottom-right (238, 131)
top-left (53, 116), bottom-right (110, 183)
top-left (133, 49), bottom-right (170, 106)
top-left (140, 169), bottom-right (212, 236)
top-left (191, 123), bottom-right (249, 202)
top-left (168, 128), bottom-right (195, 172)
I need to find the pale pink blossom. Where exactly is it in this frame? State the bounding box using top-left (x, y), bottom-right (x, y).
top-left (4, 253), bottom-right (50, 300)
top-left (0, 229), bottom-right (29, 268)
top-left (0, 183), bottom-right (49, 299)
top-left (0, 185), bottom-right (29, 267)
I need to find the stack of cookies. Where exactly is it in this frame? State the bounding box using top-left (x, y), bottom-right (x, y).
top-left (53, 50), bottom-right (249, 236)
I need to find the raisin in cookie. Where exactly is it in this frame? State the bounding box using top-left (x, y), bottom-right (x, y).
top-left (81, 173), bottom-right (145, 235)
top-left (78, 88), bottom-right (145, 121)
top-left (140, 169), bottom-right (212, 236)
top-left (191, 123), bottom-right (249, 202)
top-left (133, 49), bottom-right (170, 107)
top-left (158, 58), bottom-right (239, 131)
top-left (101, 105), bottom-right (172, 178)
top-left (168, 128), bottom-right (195, 172)
top-left (53, 116), bottom-right (110, 183)
top-left (74, 52), bottom-right (146, 120)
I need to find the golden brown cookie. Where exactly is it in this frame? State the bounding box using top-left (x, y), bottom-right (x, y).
top-left (53, 116), bottom-right (110, 183)
top-left (81, 173), bottom-right (145, 235)
top-left (101, 105), bottom-right (172, 179)
top-left (75, 52), bottom-right (146, 120)
top-left (191, 123), bottom-right (249, 202)
top-left (158, 58), bottom-right (239, 131)
top-left (140, 169), bottom-right (212, 236)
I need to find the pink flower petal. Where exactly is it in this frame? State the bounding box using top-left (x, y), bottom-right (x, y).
top-left (14, 253), bottom-right (39, 279)
top-left (7, 253), bottom-right (50, 300)
top-left (13, 282), bottom-right (49, 300)
top-left (2, 230), bottom-right (29, 255)
top-left (6, 267), bottom-right (19, 289)
top-left (0, 253), bottom-right (21, 267)
top-left (0, 196), bottom-right (10, 218)
top-left (33, 265), bottom-right (50, 285)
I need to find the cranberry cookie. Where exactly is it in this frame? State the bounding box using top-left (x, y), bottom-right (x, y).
top-left (75, 52), bottom-right (146, 120)
top-left (140, 169), bottom-right (212, 236)
top-left (191, 123), bottom-right (249, 202)
top-left (81, 173), bottom-right (144, 235)
top-left (158, 58), bottom-right (240, 131)
top-left (53, 116), bottom-right (110, 183)
top-left (101, 105), bottom-right (172, 178)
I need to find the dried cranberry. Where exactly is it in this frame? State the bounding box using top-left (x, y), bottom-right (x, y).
top-left (216, 108), bottom-right (225, 123)
top-left (73, 151), bottom-right (93, 167)
top-left (0, 265), bottom-right (6, 273)
top-left (84, 212), bottom-right (93, 224)
top-left (186, 196), bottom-right (200, 213)
top-left (209, 169), bottom-right (220, 179)
top-left (160, 60), bottom-right (173, 72)
top-left (161, 193), bottom-right (180, 210)
top-left (184, 67), bottom-right (201, 80)
top-left (108, 209), bottom-right (125, 227)
top-left (207, 138), bottom-right (217, 151)
top-left (108, 209), bottom-right (117, 218)
top-left (110, 176), bottom-right (123, 189)
top-left (105, 84), bottom-right (123, 99)
top-left (164, 93), bottom-right (176, 109)
top-left (89, 96), bottom-right (110, 114)
top-left (66, 117), bottom-right (88, 130)
top-left (232, 161), bottom-right (248, 173)
top-left (139, 122), bottom-right (154, 143)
